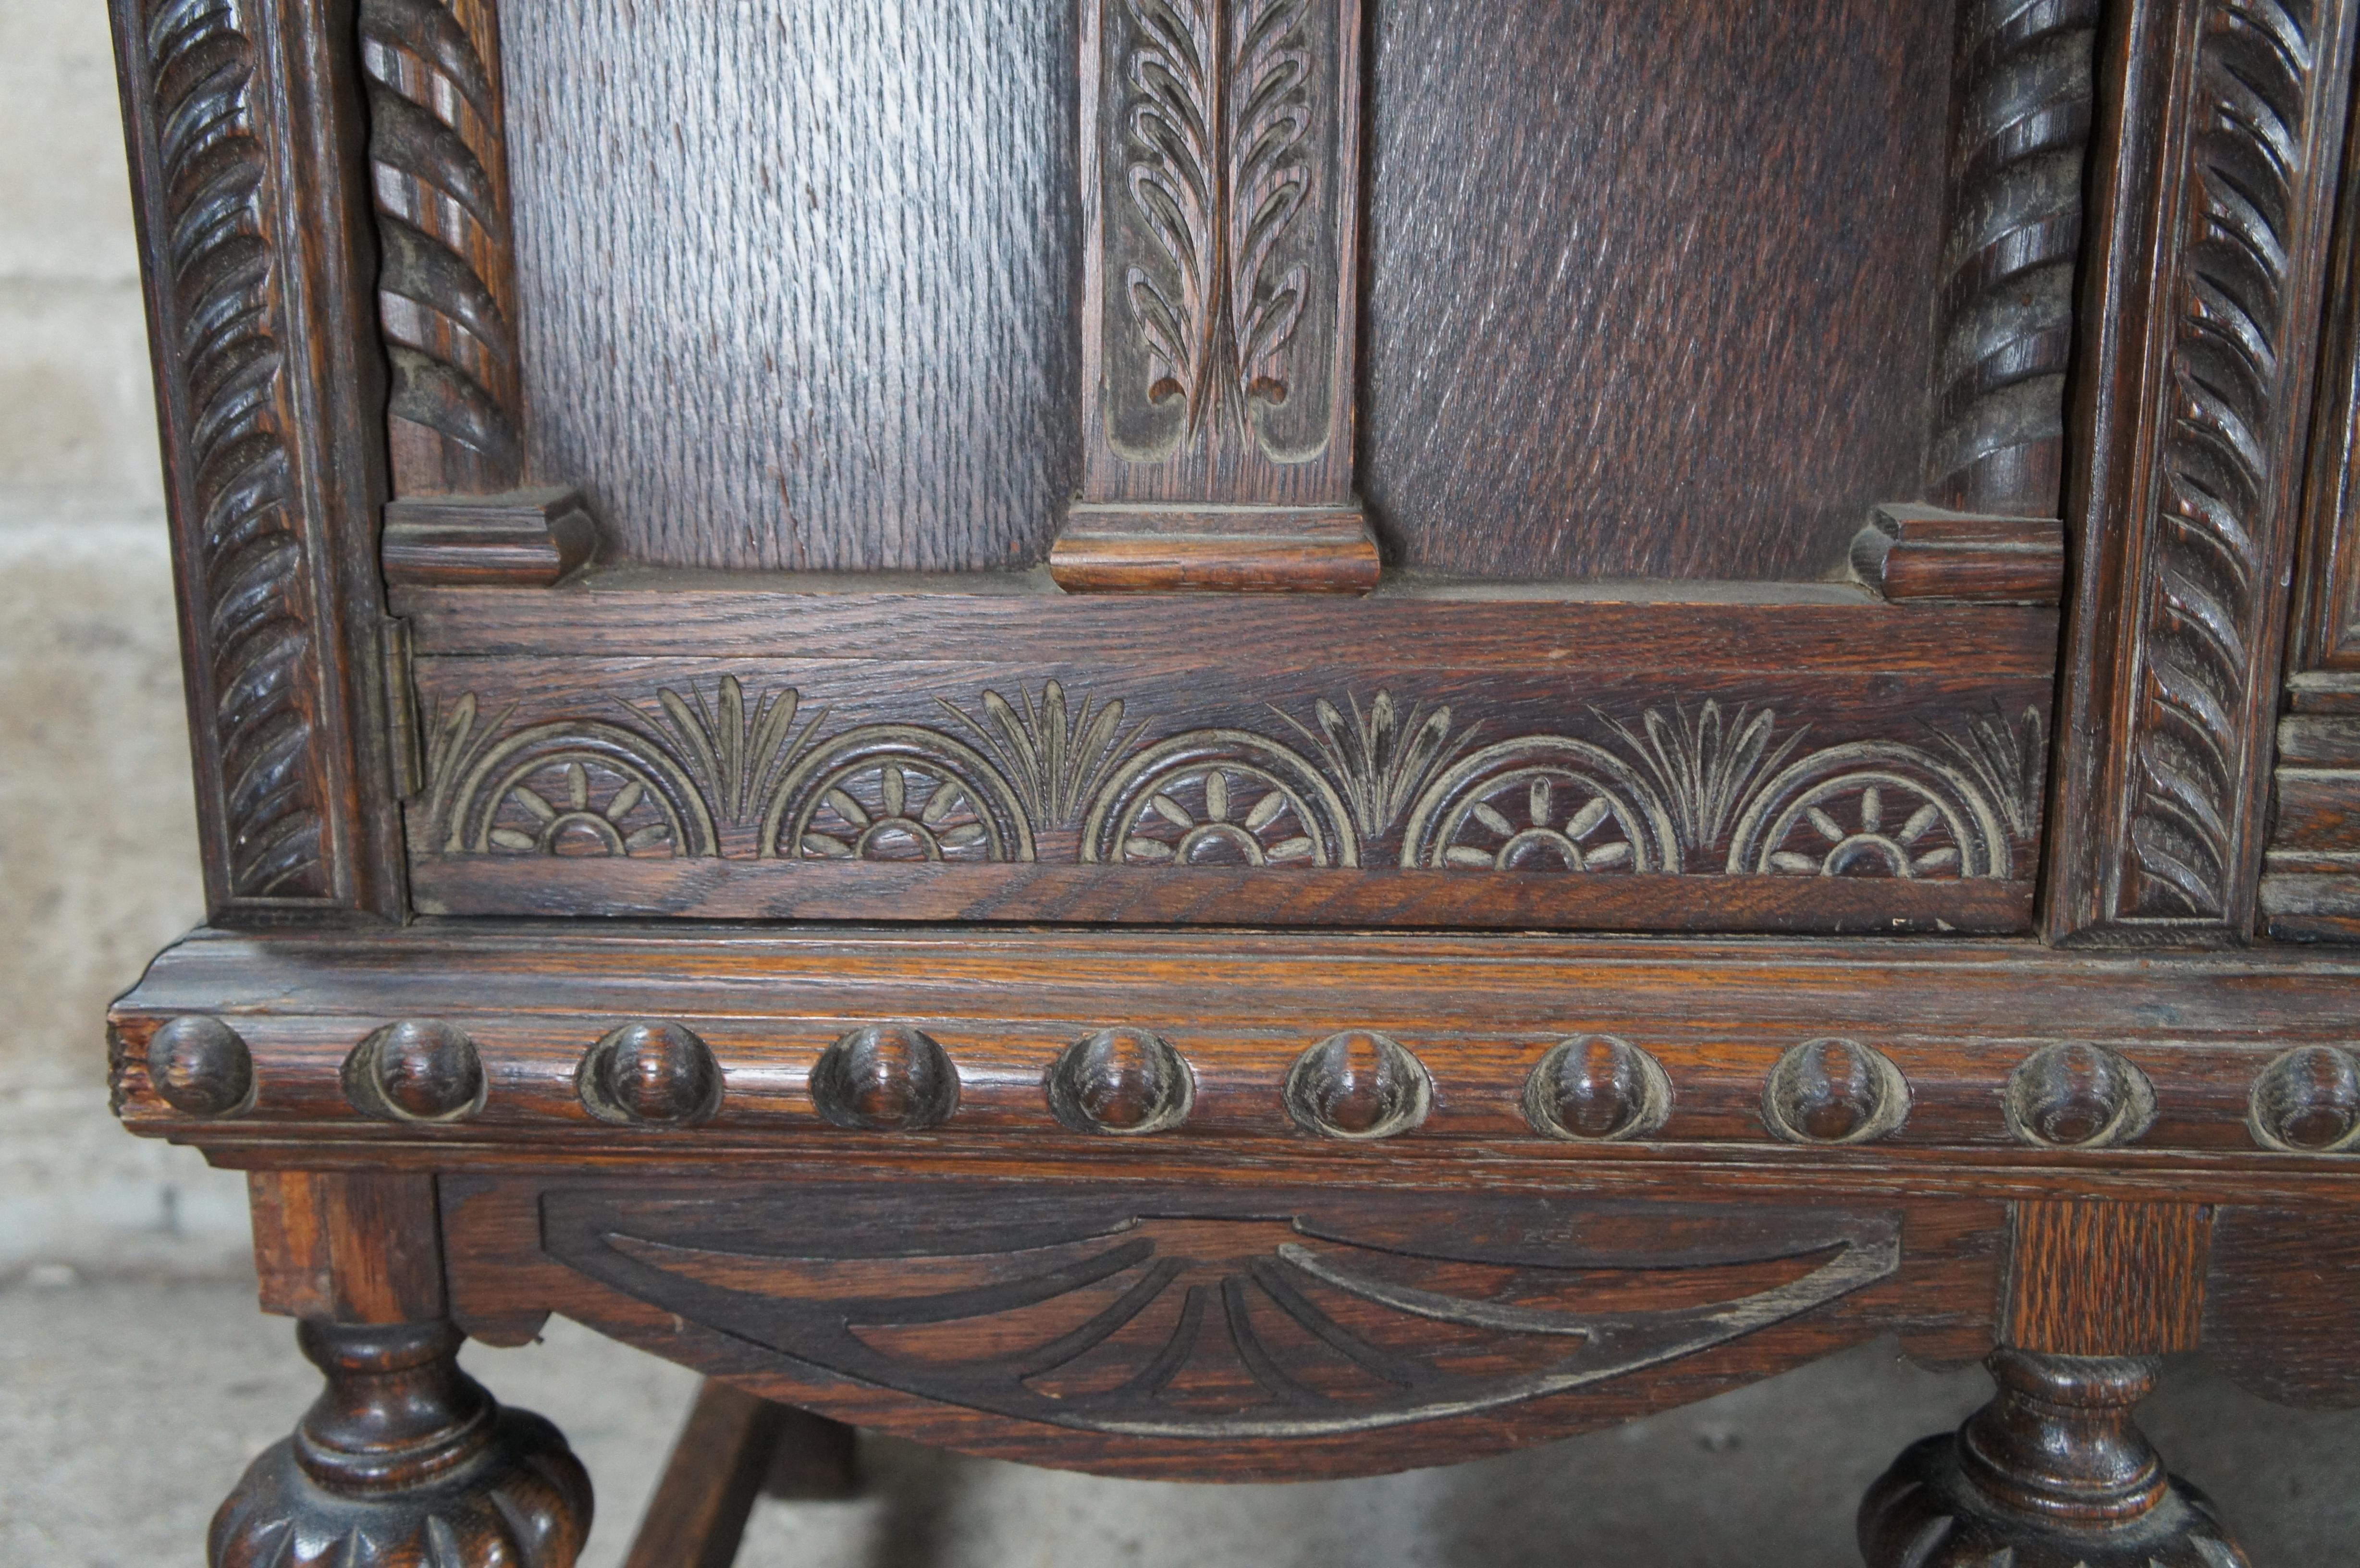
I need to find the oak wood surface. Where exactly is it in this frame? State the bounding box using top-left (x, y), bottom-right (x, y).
top-left (2203, 1208), bottom-right (2360, 1408)
top-left (1360, 0), bottom-right (1948, 580)
top-left (1999, 1200), bottom-right (2209, 1356)
top-left (500, 0), bottom-right (1079, 572)
top-left (2046, 0), bottom-right (2360, 944)
top-left (105, 926), bottom-right (2360, 1208)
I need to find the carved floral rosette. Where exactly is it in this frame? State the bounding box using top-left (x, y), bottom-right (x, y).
top-left (417, 679), bottom-right (2046, 883)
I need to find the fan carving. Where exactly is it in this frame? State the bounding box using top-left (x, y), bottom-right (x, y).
top-left (545, 1194), bottom-right (1899, 1439)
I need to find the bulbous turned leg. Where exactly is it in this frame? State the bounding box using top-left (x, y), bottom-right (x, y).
top-left (1859, 1350), bottom-right (2245, 1568)
top-left (211, 1320), bottom-right (592, 1568)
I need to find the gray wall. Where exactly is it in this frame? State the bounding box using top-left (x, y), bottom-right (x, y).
top-left (0, 0), bottom-right (246, 1282)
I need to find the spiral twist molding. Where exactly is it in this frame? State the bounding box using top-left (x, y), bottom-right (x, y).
top-left (360, 0), bottom-right (523, 489)
top-left (1930, 0), bottom-right (2101, 516)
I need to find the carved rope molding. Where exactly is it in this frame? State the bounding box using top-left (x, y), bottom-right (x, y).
top-left (419, 678), bottom-right (2048, 881)
top-left (360, 0), bottom-right (524, 493)
top-left (139, 0), bottom-right (332, 902)
top-left (2055, 0), bottom-right (2357, 940)
top-left (1930, 0), bottom-right (2101, 514)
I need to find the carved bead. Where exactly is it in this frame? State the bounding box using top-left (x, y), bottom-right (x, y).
top-left (1045, 1028), bottom-right (1194, 1135)
top-left (2248, 1045), bottom-right (2360, 1153)
top-left (343, 1020), bottom-right (486, 1123)
top-left (578, 1020), bottom-right (724, 1127)
top-left (1283, 1031), bottom-right (1431, 1140)
top-left (1523, 1034), bottom-right (1672, 1141)
top-left (2005, 1042), bottom-right (2157, 1149)
top-left (1761, 1038), bottom-right (1910, 1145)
top-left (810, 1025), bottom-right (960, 1130)
top-left (146, 1015), bottom-right (255, 1119)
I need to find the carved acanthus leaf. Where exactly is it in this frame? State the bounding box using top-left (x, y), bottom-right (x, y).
top-left (1120, 0), bottom-right (1315, 441)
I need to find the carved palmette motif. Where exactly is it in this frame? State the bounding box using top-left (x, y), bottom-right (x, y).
top-left (422, 680), bottom-right (2045, 880)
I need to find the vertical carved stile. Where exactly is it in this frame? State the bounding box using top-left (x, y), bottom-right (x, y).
top-left (360, 0), bottom-right (523, 494)
top-left (1057, 0), bottom-right (1377, 592)
top-left (145, 0), bottom-right (328, 900)
top-left (1931, 0), bottom-right (2101, 515)
top-left (117, 0), bottom-right (405, 919)
top-left (2049, 0), bottom-right (2359, 942)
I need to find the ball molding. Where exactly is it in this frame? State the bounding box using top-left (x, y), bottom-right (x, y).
top-left (124, 1011), bottom-right (2360, 1157)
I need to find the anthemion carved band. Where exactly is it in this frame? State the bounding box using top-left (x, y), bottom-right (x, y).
top-left (417, 679), bottom-right (2047, 881)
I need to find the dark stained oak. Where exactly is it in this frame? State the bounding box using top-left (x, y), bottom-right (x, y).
top-left (213, 1321), bottom-right (593, 1568)
top-left (500, 0), bottom-right (1080, 572)
top-left (1849, 506), bottom-right (2065, 604)
top-left (112, 0), bottom-right (407, 922)
top-left (382, 490), bottom-right (598, 588)
top-left (1860, 1350), bottom-right (2249, 1567)
top-left (1361, 0), bottom-right (1952, 580)
top-left (2047, 0), bottom-right (2360, 943)
top-left (94, 0), bottom-right (2360, 1553)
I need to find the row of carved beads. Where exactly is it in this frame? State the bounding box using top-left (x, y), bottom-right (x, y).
top-left (145, 1017), bottom-right (2360, 1153)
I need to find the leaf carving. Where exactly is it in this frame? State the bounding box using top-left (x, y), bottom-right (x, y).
top-left (1119, 0), bottom-right (1316, 445)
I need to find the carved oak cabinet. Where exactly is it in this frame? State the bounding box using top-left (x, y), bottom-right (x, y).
top-left (104, 0), bottom-right (2360, 1561)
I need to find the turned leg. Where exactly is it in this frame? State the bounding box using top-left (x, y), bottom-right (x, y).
top-left (216, 1172), bottom-right (591, 1567)
top-left (210, 1319), bottom-right (592, 1568)
top-left (1862, 1199), bottom-right (2245, 1567)
top-left (1859, 1349), bottom-right (2244, 1567)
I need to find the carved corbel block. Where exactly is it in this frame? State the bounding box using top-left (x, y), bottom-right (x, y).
top-left (1055, 0), bottom-right (1379, 593)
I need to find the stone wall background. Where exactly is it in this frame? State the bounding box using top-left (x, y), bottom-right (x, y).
top-left (0, 0), bottom-right (249, 1282)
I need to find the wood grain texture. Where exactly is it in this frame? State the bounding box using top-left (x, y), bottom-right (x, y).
top-left (1050, 506), bottom-right (1381, 592)
top-left (1076, 0), bottom-right (1360, 505)
top-left (2047, 0), bottom-right (2360, 943)
top-left (1929, 0), bottom-right (2101, 515)
top-left (1860, 1349), bottom-right (2249, 1567)
top-left (2203, 1207), bottom-right (2360, 1408)
top-left (361, 0), bottom-right (523, 494)
top-left (2001, 1200), bottom-right (2210, 1355)
top-left (388, 590), bottom-right (2056, 930)
top-left (499, 0), bottom-right (1078, 571)
top-left (247, 1170), bottom-right (446, 1323)
top-left (112, 0), bottom-right (406, 920)
top-left (1359, 0), bottom-right (1949, 579)
top-left (1850, 505), bottom-right (2066, 603)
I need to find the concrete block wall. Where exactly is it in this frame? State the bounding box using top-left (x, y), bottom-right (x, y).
top-left (0, 0), bottom-right (246, 1281)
